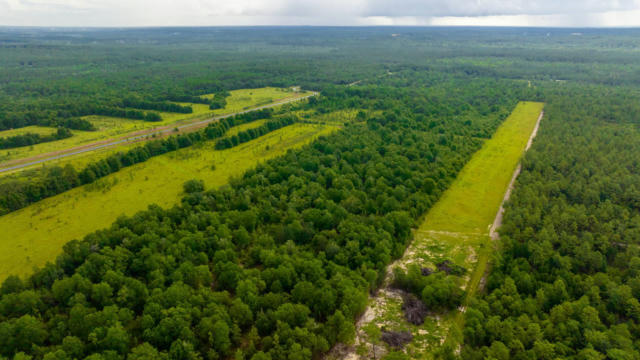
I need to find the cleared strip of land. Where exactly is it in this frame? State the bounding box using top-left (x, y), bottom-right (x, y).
top-left (338, 101), bottom-right (545, 359)
top-left (0, 123), bottom-right (337, 281)
top-left (0, 89), bottom-right (315, 174)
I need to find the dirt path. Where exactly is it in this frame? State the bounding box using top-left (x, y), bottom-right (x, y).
top-left (0, 92), bottom-right (317, 174)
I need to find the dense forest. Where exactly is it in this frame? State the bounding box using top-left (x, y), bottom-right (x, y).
top-left (461, 85), bottom-right (640, 359)
top-left (1, 27), bottom-right (640, 359)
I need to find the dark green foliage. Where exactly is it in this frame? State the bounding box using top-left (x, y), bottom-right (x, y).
top-left (183, 179), bottom-right (204, 194)
top-left (123, 98), bottom-right (193, 114)
top-left (89, 106), bottom-right (161, 122)
top-left (214, 116), bottom-right (296, 150)
top-left (393, 265), bottom-right (465, 311)
top-left (2, 26), bottom-right (639, 359)
top-left (0, 77), bottom-right (516, 359)
top-left (0, 127), bottom-right (72, 150)
top-left (209, 91), bottom-right (230, 110)
top-left (461, 86), bottom-right (640, 359)
top-left (143, 112), bottom-right (162, 122)
top-left (54, 118), bottom-right (96, 131)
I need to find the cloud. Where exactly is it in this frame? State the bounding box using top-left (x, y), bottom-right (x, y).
top-left (362, 0), bottom-right (640, 17)
top-left (0, 0), bottom-right (639, 26)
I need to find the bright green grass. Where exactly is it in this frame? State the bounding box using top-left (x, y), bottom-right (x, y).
top-left (6, 120), bottom-right (269, 177)
top-left (0, 126), bottom-right (58, 138)
top-left (349, 101), bottom-right (544, 359)
top-left (0, 87), bottom-right (309, 166)
top-left (0, 123), bottom-right (337, 281)
top-left (295, 109), bottom-right (364, 124)
top-left (421, 101), bottom-right (545, 233)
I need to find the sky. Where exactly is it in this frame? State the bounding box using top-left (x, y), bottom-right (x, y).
top-left (1, 0), bottom-right (640, 27)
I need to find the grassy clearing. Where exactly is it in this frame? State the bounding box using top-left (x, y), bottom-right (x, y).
top-left (0, 87), bottom-right (309, 166)
top-left (421, 101), bottom-right (546, 233)
top-left (0, 122), bottom-right (337, 282)
top-left (296, 109), bottom-right (364, 124)
top-left (0, 126), bottom-right (58, 138)
top-left (347, 101), bottom-right (544, 359)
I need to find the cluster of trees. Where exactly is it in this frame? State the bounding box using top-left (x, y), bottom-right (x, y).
top-left (122, 98), bottom-right (193, 114)
top-left (0, 109), bottom-right (274, 215)
top-left (0, 112), bottom-right (95, 132)
top-left (89, 107), bottom-right (162, 122)
top-left (209, 91), bottom-right (231, 110)
top-left (393, 265), bottom-right (465, 312)
top-left (0, 128), bottom-right (72, 150)
top-left (0, 81), bottom-right (521, 359)
top-left (461, 86), bottom-right (640, 359)
top-left (215, 116), bottom-right (296, 150)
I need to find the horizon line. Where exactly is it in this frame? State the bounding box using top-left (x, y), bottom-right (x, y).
top-left (1, 25), bottom-right (640, 29)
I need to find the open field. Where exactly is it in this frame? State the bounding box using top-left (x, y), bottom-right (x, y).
top-left (0, 87), bottom-right (309, 167)
top-left (0, 122), bottom-right (337, 281)
top-left (0, 125), bottom-right (58, 138)
top-left (344, 101), bottom-right (544, 359)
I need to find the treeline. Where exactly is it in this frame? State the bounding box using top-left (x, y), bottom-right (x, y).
top-left (461, 86), bottom-right (640, 359)
top-left (215, 116), bottom-right (295, 150)
top-left (90, 106), bottom-right (162, 122)
top-left (122, 98), bottom-right (193, 114)
top-left (0, 112), bottom-right (95, 132)
top-left (53, 118), bottom-right (96, 131)
top-left (0, 128), bottom-right (72, 150)
top-left (166, 94), bottom-right (211, 105)
top-left (0, 82), bottom-right (521, 359)
top-left (0, 109), bottom-right (274, 215)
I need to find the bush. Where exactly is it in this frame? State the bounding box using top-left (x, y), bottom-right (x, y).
top-left (183, 179), bottom-right (205, 193)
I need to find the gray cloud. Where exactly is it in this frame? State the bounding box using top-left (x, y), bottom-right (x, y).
top-left (362, 0), bottom-right (640, 17)
top-left (0, 0), bottom-right (640, 27)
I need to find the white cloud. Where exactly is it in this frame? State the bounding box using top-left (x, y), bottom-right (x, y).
top-left (0, 0), bottom-right (639, 26)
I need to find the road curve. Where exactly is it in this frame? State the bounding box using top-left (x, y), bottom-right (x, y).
top-left (0, 92), bottom-right (317, 174)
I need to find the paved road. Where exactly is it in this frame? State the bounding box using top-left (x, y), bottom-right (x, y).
top-left (0, 92), bottom-right (317, 174)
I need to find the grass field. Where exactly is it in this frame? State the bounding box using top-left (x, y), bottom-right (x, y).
top-left (348, 101), bottom-right (544, 359)
top-left (0, 126), bottom-right (58, 138)
top-left (0, 87), bottom-right (309, 166)
top-left (296, 109), bottom-right (364, 124)
top-left (0, 122), bottom-right (337, 281)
